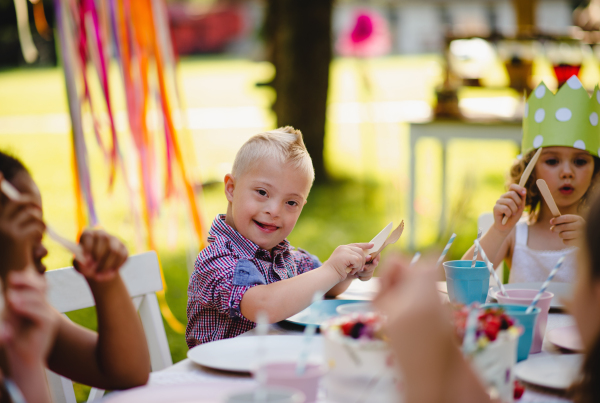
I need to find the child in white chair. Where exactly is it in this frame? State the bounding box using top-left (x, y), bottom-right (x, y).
top-left (0, 151), bottom-right (151, 392)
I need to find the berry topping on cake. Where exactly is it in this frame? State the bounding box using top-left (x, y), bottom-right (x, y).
top-left (453, 305), bottom-right (516, 345)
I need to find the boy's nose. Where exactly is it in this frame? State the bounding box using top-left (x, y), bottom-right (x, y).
top-left (265, 200), bottom-right (281, 217)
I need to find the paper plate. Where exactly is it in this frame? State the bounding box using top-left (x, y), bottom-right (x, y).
top-left (547, 326), bottom-right (584, 352)
top-left (335, 302), bottom-right (374, 315)
top-left (286, 299), bottom-right (365, 326)
top-left (103, 382), bottom-right (254, 403)
top-left (488, 282), bottom-right (573, 308)
top-left (187, 335), bottom-right (323, 373)
top-left (515, 354), bottom-right (583, 390)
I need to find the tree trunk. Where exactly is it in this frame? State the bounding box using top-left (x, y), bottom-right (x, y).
top-left (267, 0), bottom-right (333, 183)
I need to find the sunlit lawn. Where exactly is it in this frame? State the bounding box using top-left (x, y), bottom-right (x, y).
top-left (0, 55), bottom-right (532, 400)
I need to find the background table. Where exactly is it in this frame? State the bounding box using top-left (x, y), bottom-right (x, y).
top-left (408, 120), bottom-right (522, 249)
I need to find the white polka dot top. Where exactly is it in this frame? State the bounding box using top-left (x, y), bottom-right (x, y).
top-left (509, 222), bottom-right (577, 284)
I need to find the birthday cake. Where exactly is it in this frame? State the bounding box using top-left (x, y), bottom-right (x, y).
top-left (453, 305), bottom-right (520, 403)
top-left (321, 313), bottom-right (401, 403)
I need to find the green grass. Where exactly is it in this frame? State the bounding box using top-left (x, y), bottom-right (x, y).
top-left (0, 55), bottom-right (527, 402)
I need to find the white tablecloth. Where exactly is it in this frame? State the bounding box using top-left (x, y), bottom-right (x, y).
top-left (147, 280), bottom-right (576, 403)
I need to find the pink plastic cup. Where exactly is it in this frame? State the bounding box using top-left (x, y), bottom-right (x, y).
top-left (494, 289), bottom-right (554, 353)
top-left (257, 362), bottom-right (325, 403)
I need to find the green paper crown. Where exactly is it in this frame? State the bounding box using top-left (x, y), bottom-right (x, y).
top-left (523, 76), bottom-right (600, 157)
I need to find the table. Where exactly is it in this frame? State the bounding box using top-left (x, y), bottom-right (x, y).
top-left (407, 120), bottom-right (522, 249)
top-left (144, 280), bottom-right (574, 403)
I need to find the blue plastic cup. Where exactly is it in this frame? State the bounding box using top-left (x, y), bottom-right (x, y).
top-left (483, 303), bottom-right (540, 362)
top-left (443, 261), bottom-right (489, 305)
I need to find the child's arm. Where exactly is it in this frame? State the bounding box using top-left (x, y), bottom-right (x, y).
top-left (241, 243), bottom-right (371, 323)
top-left (462, 184), bottom-right (526, 268)
top-left (47, 230), bottom-right (150, 390)
top-left (3, 268), bottom-right (57, 403)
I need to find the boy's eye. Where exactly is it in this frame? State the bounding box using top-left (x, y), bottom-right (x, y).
top-left (574, 158), bottom-right (589, 167)
top-left (286, 201), bottom-right (298, 207)
top-left (544, 158), bottom-right (558, 166)
top-left (256, 189), bottom-right (267, 196)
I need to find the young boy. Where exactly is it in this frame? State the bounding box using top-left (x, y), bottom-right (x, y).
top-left (186, 127), bottom-right (378, 347)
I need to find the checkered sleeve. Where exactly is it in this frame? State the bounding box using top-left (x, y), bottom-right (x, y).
top-left (293, 248), bottom-right (322, 275)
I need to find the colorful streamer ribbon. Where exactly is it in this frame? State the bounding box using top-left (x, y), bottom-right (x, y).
top-left (55, 0), bottom-right (208, 333)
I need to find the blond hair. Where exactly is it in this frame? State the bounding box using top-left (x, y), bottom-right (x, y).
top-left (232, 126), bottom-right (315, 182)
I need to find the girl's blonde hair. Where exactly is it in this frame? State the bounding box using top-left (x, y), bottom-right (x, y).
top-left (232, 126), bottom-right (315, 182)
top-left (508, 148), bottom-right (600, 223)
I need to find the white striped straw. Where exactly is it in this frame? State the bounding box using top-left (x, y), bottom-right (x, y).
top-left (474, 240), bottom-right (507, 296)
top-left (525, 255), bottom-right (566, 314)
top-left (409, 252), bottom-right (421, 268)
top-left (471, 228), bottom-right (482, 269)
top-left (437, 233), bottom-right (456, 267)
top-left (254, 311), bottom-right (269, 403)
top-left (296, 292), bottom-right (322, 375)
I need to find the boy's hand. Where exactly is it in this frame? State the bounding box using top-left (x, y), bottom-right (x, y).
top-left (354, 254), bottom-right (380, 281)
top-left (550, 215), bottom-right (585, 246)
top-left (74, 229), bottom-right (128, 283)
top-left (493, 184), bottom-right (526, 232)
top-left (325, 243), bottom-right (372, 281)
top-left (2, 268), bottom-right (59, 366)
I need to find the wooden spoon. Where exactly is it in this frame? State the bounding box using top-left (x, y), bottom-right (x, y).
top-left (502, 147), bottom-right (543, 225)
top-left (536, 179), bottom-right (561, 217)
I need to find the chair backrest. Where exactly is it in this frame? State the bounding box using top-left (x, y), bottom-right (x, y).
top-left (44, 251), bottom-right (173, 403)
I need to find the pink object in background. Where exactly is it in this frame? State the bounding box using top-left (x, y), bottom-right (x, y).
top-left (494, 289), bottom-right (554, 353)
top-left (337, 9), bottom-right (391, 57)
top-left (351, 14), bottom-right (374, 43)
top-left (258, 362), bottom-right (325, 403)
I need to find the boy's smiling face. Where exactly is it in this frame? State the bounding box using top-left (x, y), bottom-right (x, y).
top-left (224, 158), bottom-right (312, 251)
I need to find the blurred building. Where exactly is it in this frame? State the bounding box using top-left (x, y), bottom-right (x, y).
top-left (333, 0), bottom-right (573, 55)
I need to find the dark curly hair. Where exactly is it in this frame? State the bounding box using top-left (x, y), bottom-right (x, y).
top-left (508, 148), bottom-right (600, 223)
top-left (0, 150), bottom-right (28, 181)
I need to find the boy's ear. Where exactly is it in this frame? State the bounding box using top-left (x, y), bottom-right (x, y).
top-left (224, 174), bottom-right (235, 202)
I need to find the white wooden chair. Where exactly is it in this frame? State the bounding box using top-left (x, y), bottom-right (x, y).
top-left (44, 251), bottom-right (173, 403)
top-left (478, 212), bottom-right (503, 286)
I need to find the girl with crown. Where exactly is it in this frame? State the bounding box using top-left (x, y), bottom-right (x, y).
top-left (463, 75), bottom-right (600, 283)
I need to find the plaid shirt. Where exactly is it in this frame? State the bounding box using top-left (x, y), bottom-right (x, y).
top-left (186, 214), bottom-right (320, 347)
